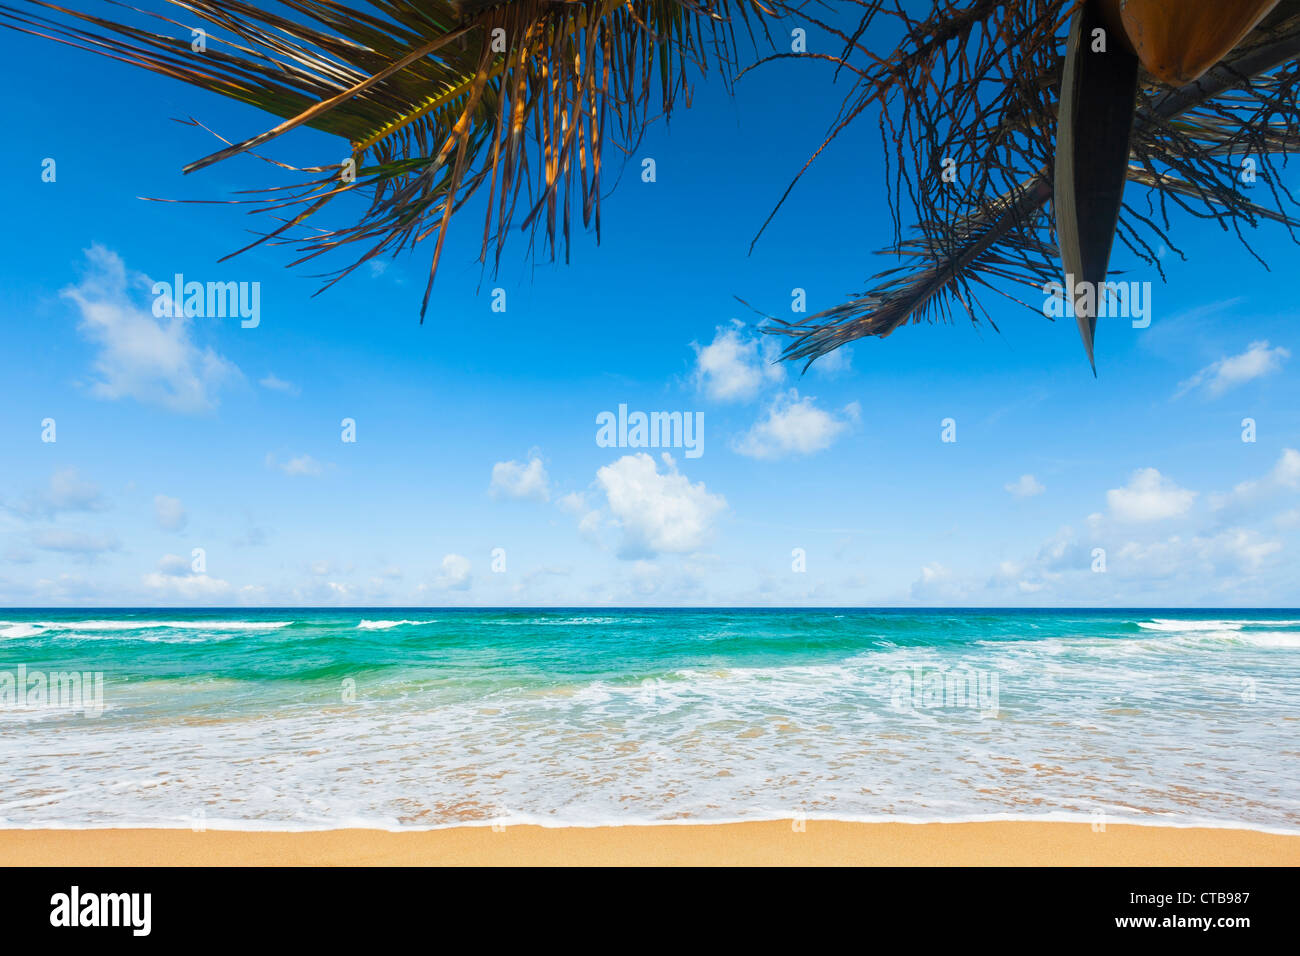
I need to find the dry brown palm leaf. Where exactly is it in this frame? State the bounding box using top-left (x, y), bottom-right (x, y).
top-left (0, 0), bottom-right (777, 315)
top-left (754, 0), bottom-right (1300, 371)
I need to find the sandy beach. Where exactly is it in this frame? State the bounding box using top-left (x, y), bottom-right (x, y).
top-left (3, 821), bottom-right (1296, 866)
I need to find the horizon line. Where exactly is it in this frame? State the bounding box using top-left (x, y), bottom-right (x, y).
top-left (3, 605), bottom-right (1298, 612)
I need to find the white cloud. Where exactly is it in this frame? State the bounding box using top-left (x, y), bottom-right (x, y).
top-left (436, 553), bottom-right (472, 590)
top-left (628, 559), bottom-right (664, 596)
top-left (1176, 340), bottom-right (1289, 398)
top-left (1111, 527), bottom-right (1283, 577)
top-left (11, 468), bottom-right (107, 518)
top-left (61, 244), bottom-right (239, 413)
top-left (155, 553), bottom-right (191, 577)
top-left (154, 494), bottom-right (187, 531)
top-left (733, 389), bottom-right (855, 459)
top-left (266, 453), bottom-right (324, 477)
top-left (1210, 448), bottom-right (1300, 511)
top-left (1204, 529), bottom-right (1283, 571)
top-left (489, 454), bottom-right (550, 501)
top-left (1107, 468), bottom-right (1197, 522)
top-left (594, 452), bottom-right (726, 557)
top-left (910, 562), bottom-right (971, 602)
top-left (557, 491), bottom-right (604, 543)
top-left (1005, 474), bottom-right (1045, 498)
top-left (691, 321), bottom-right (784, 402)
top-left (32, 529), bottom-right (120, 557)
top-left (259, 373), bottom-right (300, 395)
top-left (520, 565), bottom-right (571, 585)
top-left (1275, 508), bottom-right (1300, 529)
top-left (142, 572), bottom-right (232, 597)
top-left (919, 563), bottom-right (948, 583)
top-left (809, 345), bottom-right (853, 377)
top-left (556, 491), bottom-right (587, 515)
top-left (933, 452), bottom-right (1300, 603)
top-left (1274, 448), bottom-right (1300, 490)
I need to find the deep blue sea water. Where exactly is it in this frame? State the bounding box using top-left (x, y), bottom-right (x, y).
top-left (1, 608), bottom-right (1296, 830)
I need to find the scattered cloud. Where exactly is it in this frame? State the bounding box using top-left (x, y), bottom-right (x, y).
top-left (594, 452), bottom-right (726, 557)
top-left (155, 553), bottom-right (192, 577)
top-left (259, 373), bottom-right (300, 396)
top-left (522, 565), bottom-right (571, 585)
top-left (1275, 508), bottom-right (1300, 529)
top-left (910, 562), bottom-right (969, 603)
top-left (1176, 340), bottom-right (1289, 398)
top-left (435, 553), bottom-right (472, 591)
top-left (141, 571), bottom-right (232, 597)
top-left (1211, 448), bottom-right (1300, 511)
top-left (1279, 449), bottom-right (1300, 489)
top-left (1107, 468), bottom-right (1197, 522)
top-left (154, 494), bottom-right (187, 532)
top-left (9, 468), bottom-right (108, 519)
top-left (489, 453), bottom-right (550, 501)
top-left (556, 491), bottom-right (587, 515)
top-left (1005, 474), bottom-right (1045, 498)
top-left (808, 345), bottom-right (853, 377)
top-left (31, 528), bottom-right (120, 558)
top-left (733, 389), bottom-right (857, 459)
top-left (61, 244), bottom-right (240, 413)
top-left (266, 453), bottom-right (325, 477)
top-left (1201, 529), bottom-right (1283, 572)
top-left (557, 491), bottom-right (604, 544)
top-left (960, 452), bottom-right (1298, 601)
top-left (691, 321), bottom-right (784, 402)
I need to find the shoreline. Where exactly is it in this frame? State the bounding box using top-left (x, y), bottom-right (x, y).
top-left (4, 821), bottom-right (1297, 866)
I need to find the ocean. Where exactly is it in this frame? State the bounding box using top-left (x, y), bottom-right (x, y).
top-left (1, 608), bottom-right (1296, 831)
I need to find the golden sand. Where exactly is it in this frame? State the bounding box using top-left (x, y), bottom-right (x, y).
top-left (3, 821), bottom-right (1297, 866)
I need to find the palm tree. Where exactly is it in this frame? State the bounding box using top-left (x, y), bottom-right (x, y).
top-left (0, 0), bottom-right (774, 315)
top-left (754, 0), bottom-right (1300, 371)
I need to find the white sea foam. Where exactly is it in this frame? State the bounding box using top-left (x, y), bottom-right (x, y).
top-left (357, 620), bottom-right (425, 630)
top-left (27, 620), bottom-right (293, 632)
top-left (1139, 619), bottom-right (1245, 632)
top-left (4, 811), bottom-right (1296, 835)
top-left (1138, 618), bottom-right (1300, 632)
top-left (0, 623), bottom-right (46, 639)
top-left (1228, 631), bottom-right (1300, 648)
top-left (491, 616), bottom-right (645, 626)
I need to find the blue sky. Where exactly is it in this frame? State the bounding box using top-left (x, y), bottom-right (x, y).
top-left (1, 5), bottom-right (1298, 607)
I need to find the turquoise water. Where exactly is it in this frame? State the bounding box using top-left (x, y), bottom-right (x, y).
top-left (1, 608), bottom-right (1297, 830)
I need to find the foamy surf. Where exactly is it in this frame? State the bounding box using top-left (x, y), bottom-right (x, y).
top-left (1137, 618), bottom-right (1300, 632)
top-left (1, 608), bottom-right (1296, 830)
top-left (9, 619), bottom-right (294, 633)
top-left (0, 623), bottom-right (46, 639)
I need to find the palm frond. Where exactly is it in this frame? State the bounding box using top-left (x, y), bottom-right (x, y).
top-left (758, 0), bottom-right (1300, 367)
top-left (0, 0), bottom-right (777, 315)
